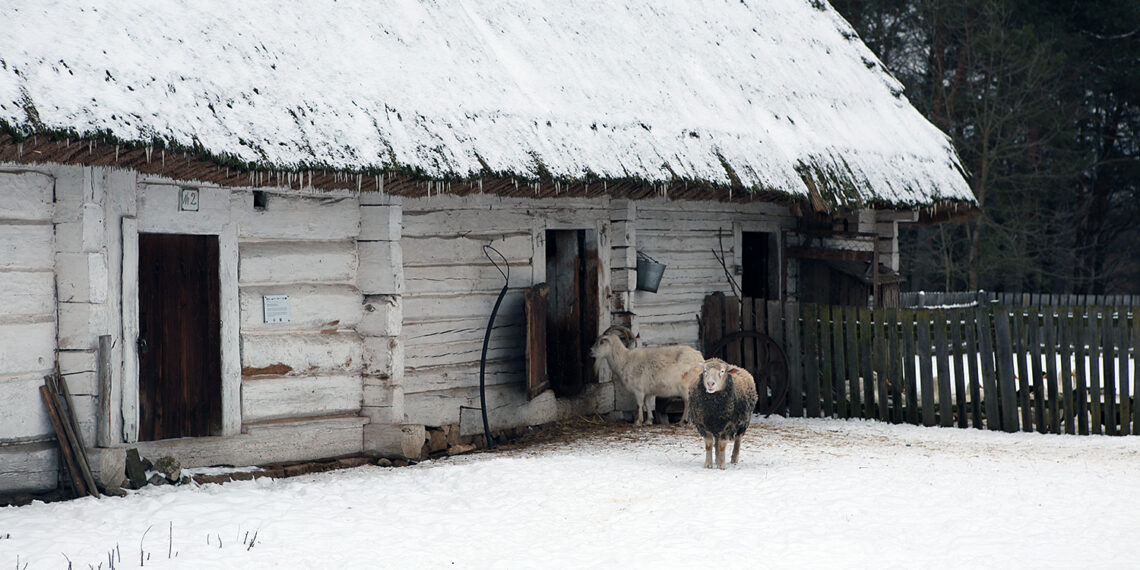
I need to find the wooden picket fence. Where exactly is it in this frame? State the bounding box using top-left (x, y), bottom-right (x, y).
top-left (702, 294), bottom-right (1140, 435)
top-left (901, 291), bottom-right (1140, 308)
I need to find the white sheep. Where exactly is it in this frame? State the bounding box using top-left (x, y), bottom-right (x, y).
top-left (590, 326), bottom-right (705, 426)
top-left (687, 358), bottom-right (759, 469)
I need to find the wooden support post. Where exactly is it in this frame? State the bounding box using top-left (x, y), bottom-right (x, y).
top-left (97, 334), bottom-right (114, 447)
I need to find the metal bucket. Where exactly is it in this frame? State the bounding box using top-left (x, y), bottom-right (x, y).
top-left (636, 252), bottom-right (666, 293)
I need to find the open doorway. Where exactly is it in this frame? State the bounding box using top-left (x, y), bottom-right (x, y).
top-left (544, 229), bottom-right (600, 397)
top-left (742, 231), bottom-right (779, 300)
top-left (136, 233), bottom-right (223, 440)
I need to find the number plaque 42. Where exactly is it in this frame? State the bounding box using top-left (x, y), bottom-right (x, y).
top-left (179, 187), bottom-right (200, 212)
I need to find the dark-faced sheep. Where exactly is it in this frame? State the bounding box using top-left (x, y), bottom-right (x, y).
top-left (590, 327), bottom-right (705, 426)
top-left (687, 358), bottom-right (759, 469)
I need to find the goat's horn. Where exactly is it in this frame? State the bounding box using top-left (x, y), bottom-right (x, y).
top-left (601, 324), bottom-right (635, 347)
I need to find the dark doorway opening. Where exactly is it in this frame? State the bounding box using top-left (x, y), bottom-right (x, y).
top-left (742, 231), bottom-right (777, 300)
top-left (544, 229), bottom-right (599, 397)
top-left (137, 233), bottom-right (223, 441)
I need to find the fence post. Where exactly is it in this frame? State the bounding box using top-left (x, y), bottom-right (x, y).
top-left (859, 305), bottom-right (875, 419)
top-left (844, 305), bottom-right (862, 419)
top-left (1132, 311), bottom-right (1140, 435)
top-left (766, 301), bottom-right (787, 416)
top-left (917, 311), bottom-right (935, 427)
top-left (1028, 309), bottom-right (1045, 432)
top-left (785, 301), bottom-right (803, 418)
top-left (1102, 310), bottom-right (1118, 435)
top-left (950, 308), bottom-right (968, 428)
top-left (1115, 310), bottom-right (1130, 435)
top-left (934, 310), bottom-right (953, 427)
top-left (1074, 307), bottom-right (1090, 435)
top-left (873, 307), bottom-right (889, 422)
top-left (802, 304), bottom-right (821, 418)
top-left (725, 298), bottom-right (742, 368)
top-left (976, 305), bottom-right (1001, 430)
top-left (1103, 310), bottom-right (1121, 433)
top-left (831, 305), bottom-right (849, 419)
top-left (887, 307), bottom-right (902, 424)
top-left (701, 293), bottom-right (725, 355)
top-left (901, 308), bottom-right (919, 425)
top-left (1058, 307), bottom-right (1076, 434)
top-left (993, 307), bottom-right (1020, 432)
top-left (820, 306), bottom-right (835, 418)
top-left (1043, 310), bottom-right (1061, 434)
top-left (964, 307), bottom-right (983, 429)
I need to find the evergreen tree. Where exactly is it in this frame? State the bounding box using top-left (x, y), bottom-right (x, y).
top-left (830, 0), bottom-right (1140, 294)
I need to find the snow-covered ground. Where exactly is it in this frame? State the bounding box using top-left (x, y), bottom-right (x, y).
top-left (3, 416), bottom-right (1139, 569)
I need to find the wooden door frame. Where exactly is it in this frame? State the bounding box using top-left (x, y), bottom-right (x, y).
top-left (120, 184), bottom-right (241, 443)
top-left (733, 221), bottom-right (785, 302)
top-left (530, 217), bottom-right (611, 391)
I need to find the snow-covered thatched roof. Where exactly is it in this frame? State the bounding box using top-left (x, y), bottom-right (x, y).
top-left (0, 0), bottom-right (974, 214)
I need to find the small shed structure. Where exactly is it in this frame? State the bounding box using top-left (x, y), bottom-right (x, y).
top-left (0, 0), bottom-right (974, 494)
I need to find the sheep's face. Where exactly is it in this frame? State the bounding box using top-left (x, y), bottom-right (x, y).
top-left (701, 361), bottom-right (730, 393)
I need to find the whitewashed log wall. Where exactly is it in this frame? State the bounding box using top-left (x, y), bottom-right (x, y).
top-left (233, 190), bottom-right (364, 424)
top-left (0, 170), bottom-right (58, 492)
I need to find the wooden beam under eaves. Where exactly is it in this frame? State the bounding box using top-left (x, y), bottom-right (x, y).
top-left (786, 246), bottom-right (873, 262)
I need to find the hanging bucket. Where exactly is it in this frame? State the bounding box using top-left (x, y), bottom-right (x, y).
top-left (636, 252), bottom-right (666, 293)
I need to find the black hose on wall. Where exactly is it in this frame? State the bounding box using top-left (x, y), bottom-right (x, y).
top-left (479, 244), bottom-right (509, 449)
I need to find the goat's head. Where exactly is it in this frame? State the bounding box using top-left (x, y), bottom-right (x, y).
top-left (700, 358), bottom-right (732, 394)
top-left (591, 325), bottom-right (633, 353)
top-left (590, 326), bottom-right (633, 383)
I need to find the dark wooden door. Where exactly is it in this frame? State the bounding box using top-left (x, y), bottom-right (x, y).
top-left (137, 233), bottom-right (222, 441)
top-left (525, 283), bottom-right (550, 400)
top-left (545, 230), bottom-right (599, 397)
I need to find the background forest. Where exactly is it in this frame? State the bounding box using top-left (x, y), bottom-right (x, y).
top-left (830, 0), bottom-right (1140, 295)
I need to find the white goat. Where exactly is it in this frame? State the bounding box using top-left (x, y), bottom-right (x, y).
top-left (590, 327), bottom-right (705, 426)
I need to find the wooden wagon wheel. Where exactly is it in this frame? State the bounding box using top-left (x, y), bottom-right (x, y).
top-left (706, 331), bottom-right (789, 417)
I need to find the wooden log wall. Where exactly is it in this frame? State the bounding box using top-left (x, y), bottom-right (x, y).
top-left (397, 194), bottom-right (614, 433)
top-left (234, 190), bottom-right (364, 424)
top-left (631, 200), bottom-right (791, 348)
top-left (0, 170), bottom-right (59, 492)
